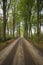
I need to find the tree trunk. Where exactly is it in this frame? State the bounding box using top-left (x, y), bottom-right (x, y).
top-left (13, 16), bottom-right (15, 38)
top-left (24, 18), bottom-right (28, 39)
top-left (29, 22), bottom-right (32, 38)
top-left (3, 0), bottom-right (7, 41)
top-left (37, 0), bottom-right (40, 43)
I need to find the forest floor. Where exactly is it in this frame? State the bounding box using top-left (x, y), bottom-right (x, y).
top-left (0, 37), bottom-right (43, 65)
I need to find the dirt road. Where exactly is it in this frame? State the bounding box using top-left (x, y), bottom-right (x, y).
top-left (0, 37), bottom-right (43, 65)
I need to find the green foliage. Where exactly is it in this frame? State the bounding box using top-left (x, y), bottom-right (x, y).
top-left (0, 0), bottom-right (43, 43)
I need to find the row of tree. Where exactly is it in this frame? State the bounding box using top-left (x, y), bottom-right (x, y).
top-left (0, 0), bottom-right (21, 41)
top-left (0, 0), bottom-right (43, 42)
top-left (17, 0), bottom-right (43, 42)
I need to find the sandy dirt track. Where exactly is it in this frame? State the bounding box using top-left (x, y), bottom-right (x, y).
top-left (0, 37), bottom-right (43, 65)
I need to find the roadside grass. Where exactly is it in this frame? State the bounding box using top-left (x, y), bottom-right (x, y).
top-left (29, 34), bottom-right (43, 50)
top-left (0, 34), bottom-right (18, 50)
top-left (33, 42), bottom-right (43, 55)
top-left (0, 39), bottom-right (15, 51)
top-left (0, 42), bottom-right (7, 51)
top-left (33, 43), bottom-right (43, 49)
top-left (0, 42), bottom-right (7, 46)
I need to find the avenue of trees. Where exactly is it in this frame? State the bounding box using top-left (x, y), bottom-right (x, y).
top-left (0, 0), bottom-right (43, 43)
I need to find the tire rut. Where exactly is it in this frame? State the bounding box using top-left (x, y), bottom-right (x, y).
top-left (22, 41), bottom-right (36, 65)
top-left (1, 39), bottom-right (20, 65)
